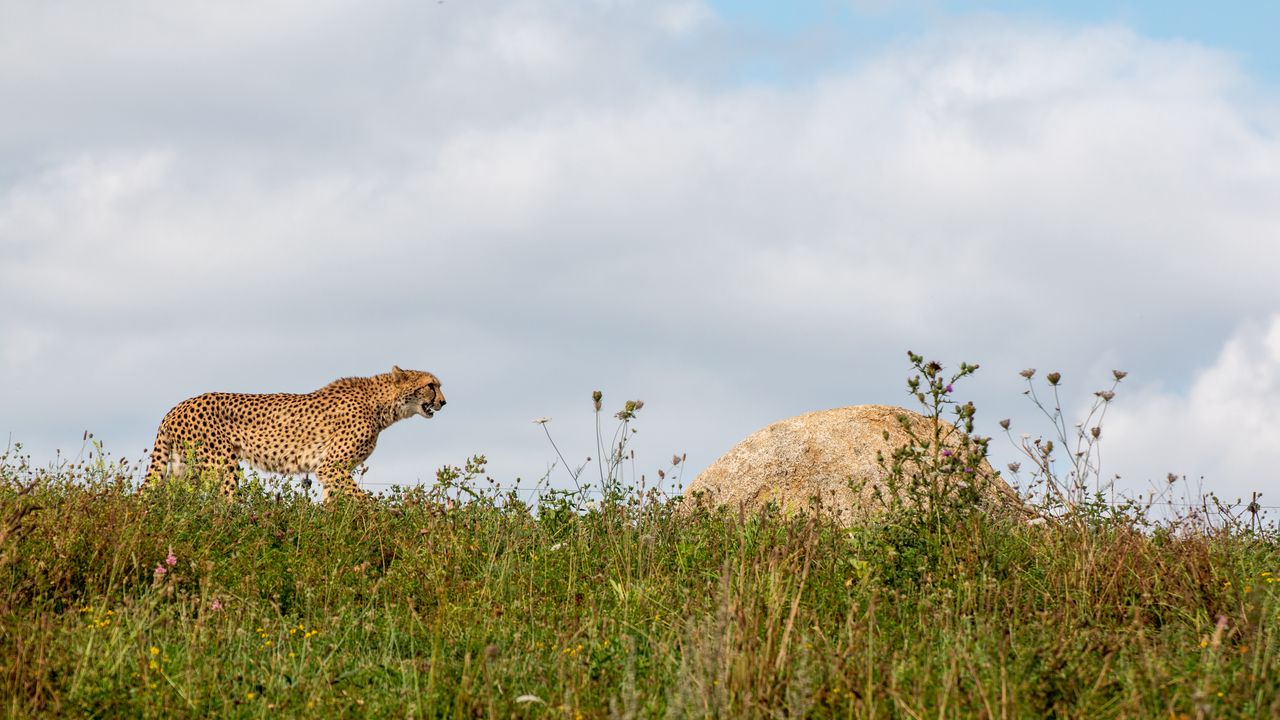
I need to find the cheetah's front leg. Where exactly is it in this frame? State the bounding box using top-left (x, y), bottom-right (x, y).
top-left (317, 461), bottom-right (373, 503)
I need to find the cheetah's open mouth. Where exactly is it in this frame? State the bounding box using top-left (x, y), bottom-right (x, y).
top-left (421, 404), bottom-right (436, 418)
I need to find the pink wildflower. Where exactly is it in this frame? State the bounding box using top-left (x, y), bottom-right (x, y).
top-left (166, 548), bottom-right (177, 567)
top-left (210, 598), bottom-right (223, 612)
top-left (154, 564), bottom-right (167, 577)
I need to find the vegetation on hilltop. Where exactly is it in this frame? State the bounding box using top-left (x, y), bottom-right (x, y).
top-left (0, 357), bottom-right (1276, 718)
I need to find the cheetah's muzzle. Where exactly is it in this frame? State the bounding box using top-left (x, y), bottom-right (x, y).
top-left (422, 398), bottom-right (445, 418)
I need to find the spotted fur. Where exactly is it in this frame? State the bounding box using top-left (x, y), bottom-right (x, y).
top-left (142, 366), bottom-right (445, 500)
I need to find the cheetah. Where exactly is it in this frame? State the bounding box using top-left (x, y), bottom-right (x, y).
top-left (142, 366), bottom-right (446, 500)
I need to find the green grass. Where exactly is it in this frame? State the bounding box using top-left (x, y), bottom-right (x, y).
top-left (0, 447), bottom-right (1277, 719)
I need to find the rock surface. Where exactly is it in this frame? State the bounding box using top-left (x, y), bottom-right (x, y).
top-left (682, 405), bottom-right (1024, 525)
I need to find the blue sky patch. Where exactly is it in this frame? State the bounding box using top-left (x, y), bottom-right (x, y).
top-left (708, 0), bottom-right (1279, 83)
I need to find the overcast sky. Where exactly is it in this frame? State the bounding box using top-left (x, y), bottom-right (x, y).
top-left (2, 1), bottom-right (1278, 509)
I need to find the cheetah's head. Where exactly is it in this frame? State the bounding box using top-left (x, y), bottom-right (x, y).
top-left (390, 366), bottom-right (446, 420)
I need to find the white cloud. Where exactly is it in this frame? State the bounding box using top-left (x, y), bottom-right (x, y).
top-left (1105, 314), bottom-right (1280, 504)
top-left (0, 5), bottom-right (1277, 498)
top-left (655, 1), bottom-right (714, 35)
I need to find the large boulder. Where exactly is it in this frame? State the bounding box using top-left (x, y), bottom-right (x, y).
top-left (682, 405), bottom-right (1025, 525)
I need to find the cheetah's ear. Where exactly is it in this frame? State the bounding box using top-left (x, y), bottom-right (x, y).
top-left (391, 365), bottom-right (406, 380)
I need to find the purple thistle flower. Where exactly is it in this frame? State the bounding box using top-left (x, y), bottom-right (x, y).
top-left (944, 384), bottom-right (953, 394)
top-left (941, 449), bottom-right (953, 457)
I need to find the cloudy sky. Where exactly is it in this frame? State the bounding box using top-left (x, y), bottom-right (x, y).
top-left (2, 1), bottom-right (1278, 509)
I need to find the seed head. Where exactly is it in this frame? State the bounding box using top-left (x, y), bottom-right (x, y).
top-left (1090, 426), bottom-right (1101, 439)
top-left (592, 391), bottom-right (603, 412)
top-left (1094, 390), bottom-right (1115, 402)
top-left (1019, 368), bottom-right (1036, 379)
top-left (1007, 462), bottom-right (1021, 473)
top-left (998, 418), bottom-right (1011, 430)
top-left (1113, 370), bottom-right (1128, 381)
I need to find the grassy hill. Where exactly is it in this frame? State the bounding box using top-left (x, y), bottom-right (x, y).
top-left (0, 444), bottom-right (1276, 719)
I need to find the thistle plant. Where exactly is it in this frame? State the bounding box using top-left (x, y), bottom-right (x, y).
top-left (875, 351), bottom-right (1000, 521)
top-left (999, 367), bottom-right (1126, 518)
top-left (535, 390), bottom-right (647, 508)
